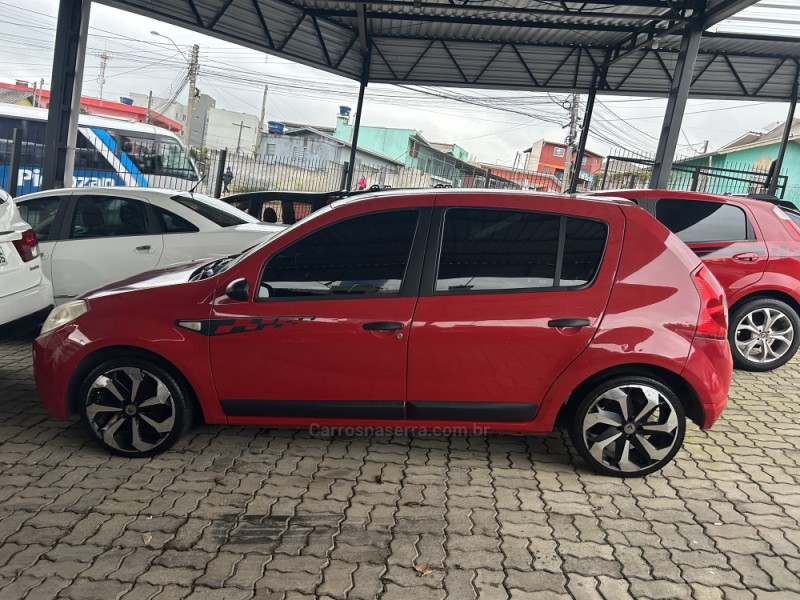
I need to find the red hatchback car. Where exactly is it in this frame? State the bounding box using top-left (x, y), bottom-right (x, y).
top-left (594, 190), bottom-right (800, 371)
top-left (33, 190), bottom-right (731, 477)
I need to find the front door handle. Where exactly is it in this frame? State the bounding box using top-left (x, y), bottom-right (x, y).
top-left (134, 245), bottom-right (152, 253)
top-left (548, 318), bottom-right (591, 328)
top-left (732, 252), bottom-right (759, 263)
top-left (363, 321), bottom-right (404, 331)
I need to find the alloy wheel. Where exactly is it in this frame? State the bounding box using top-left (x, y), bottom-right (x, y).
top-left (734, 307), bottom-right (794, 365)
top-left (581, 384), bottom-right (680, 474)
top-left (84, 367), bottom-right (176, 454)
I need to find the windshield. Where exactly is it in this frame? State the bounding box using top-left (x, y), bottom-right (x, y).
top-left (172, 193), bottom-right (260, 227)
top-left (221, 204), bottom-right (335, 272)
top-left (112, 130), bottom-right (198, 180)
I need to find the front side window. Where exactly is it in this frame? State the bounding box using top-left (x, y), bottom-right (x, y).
top-left (69, 196), bottom-right (149, 239)
top-left (656, 199), bottom-right (748, 243)
top-left (259, 210), bottom-right (419, 299)
top-left (436, 208), bottom-right (606, 293)
top-left (17, 197), bottom-right (62, 239)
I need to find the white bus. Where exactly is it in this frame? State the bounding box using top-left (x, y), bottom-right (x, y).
top-left (0, 104), bottom-right (200, 194)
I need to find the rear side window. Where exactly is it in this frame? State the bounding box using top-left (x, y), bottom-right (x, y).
top-left (435, 208), bottom-right (607, 293)
top-left (153, 206), bottom-right (199, 233)
top-left (69, 196), bottom-right (149, 239)
top-left (656, 199), bottom-right (748, 243)
top-left (259, 210), bottom-right (419, 299)
top-left (17, 197), bottom-right (62, 239)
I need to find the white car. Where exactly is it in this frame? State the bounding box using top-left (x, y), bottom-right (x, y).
top-left (14, 187), bottom-right (285, 303)
top-left (0, 189), bottom-right (54, 325)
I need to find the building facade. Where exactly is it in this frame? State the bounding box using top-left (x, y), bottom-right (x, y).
top-left (129, 92), bottom-right (216, 148)
top-left (524, 139), bottom-right (604, 190)
top-left (678, 119), bottom-right (800, 204)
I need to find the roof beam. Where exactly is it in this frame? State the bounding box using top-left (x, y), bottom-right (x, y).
top-left (314, 11), bottom-right (642, 33)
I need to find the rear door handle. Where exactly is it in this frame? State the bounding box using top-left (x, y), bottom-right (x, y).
top-left (134, 245), bottom-right (152, 253)
top-left (363, 321), bottom-right (404, 331)
top-left (548, 318), bottom-right (591, 328)
top-left (732, 252), bottom-right (759, 263)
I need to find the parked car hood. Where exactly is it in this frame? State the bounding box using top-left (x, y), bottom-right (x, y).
top-left (82, 259), bottom-right (211, 300)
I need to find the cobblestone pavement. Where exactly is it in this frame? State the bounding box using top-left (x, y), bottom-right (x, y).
top-left (1, 324), bottom-right (800, 600)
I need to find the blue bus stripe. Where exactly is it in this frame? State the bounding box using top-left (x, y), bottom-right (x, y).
top-left (91, 127), bottom-right (149, 187)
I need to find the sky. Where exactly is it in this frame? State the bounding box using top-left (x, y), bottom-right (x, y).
top-left (0, 0), bottom-right (796, 167)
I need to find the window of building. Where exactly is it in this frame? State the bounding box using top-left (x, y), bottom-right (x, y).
top-left (259, 210), bottom-right (419, 299)
top-left (581, 157), bottom-right (588, 165)
top-left (553, 147), bottom-right (565, 158)
top-left (266, 143), bottom-right (276, 156)
top-left (409, 140), bottom-right (420, 158)
top-left (435, 208), bottom-right (607, 293)
top-left (655, 199), bottom-right (748, 243)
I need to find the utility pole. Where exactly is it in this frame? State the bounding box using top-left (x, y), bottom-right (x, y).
top-left (146, 91), bottom-right (153, 124)
top-left (233, 120), bottom-right (252, 154)
top-left (185, 44), bottom-right (199, 147)
top-left (257, 82), bottom-right (268, 155)
top-left (97, 52), bottom-right (109, 99)
top-left (562, 93), bottom-right (580, 192)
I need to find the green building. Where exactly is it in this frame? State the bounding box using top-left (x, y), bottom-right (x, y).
top-left (677, 119), bottom-right (800, 205)
top-left (332, 113), bottom-right (474, 185)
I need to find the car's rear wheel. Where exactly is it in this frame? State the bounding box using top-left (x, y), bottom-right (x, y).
top-left (729, 298), bottom-right (800, 371)
top-left (78, 356), bottom-right (193, 457)
top-left (569, 376), bottom-right (686, 477)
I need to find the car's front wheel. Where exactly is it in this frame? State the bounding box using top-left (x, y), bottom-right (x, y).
top-left (569, 376), bottom-right (686, 477)
top-left (78, 356), bottom-right (194, 457)
top-left (729, 298), bottom-right (800, 371)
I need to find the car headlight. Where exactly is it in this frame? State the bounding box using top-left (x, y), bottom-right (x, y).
top-left (41, 301), bottom-right (89, 335)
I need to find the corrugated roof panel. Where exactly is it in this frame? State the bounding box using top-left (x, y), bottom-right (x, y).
top-left (98, 0), bottom-right (798, 101)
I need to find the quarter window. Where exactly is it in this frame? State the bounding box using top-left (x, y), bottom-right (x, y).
top-left (656, 199), bottom-right (748, 243)
top-left (435, 208), bottom-right (606, 293)
top-left (69, 196), bottom-right (149, 239)
top-left (259, 210), bottom-right (419, 299)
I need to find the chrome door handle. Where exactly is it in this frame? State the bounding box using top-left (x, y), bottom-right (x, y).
top-left (732, 252), bottom-right (759, 263)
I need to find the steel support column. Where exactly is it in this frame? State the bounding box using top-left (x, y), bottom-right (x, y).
top-left (63, 0), bottom-right (91, 188)
top-left (42, 0), bottom-right (90, 190)
top-left (768, 64), bottom-right (799, 196)
top-left (649, 17), bottom-right (704, 189)
top-left (569, 72), bottom-right (599, 194)
top-left (346, 48), bottom-right (371, 191)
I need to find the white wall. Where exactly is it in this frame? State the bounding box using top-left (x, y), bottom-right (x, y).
top-left (204, 108), bottom-right (261, 153)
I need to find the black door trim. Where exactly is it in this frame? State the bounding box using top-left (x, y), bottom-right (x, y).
top-left (221, 399), bottom-right (405, 419)
top-left (407, 401), bottom-right (539, 422)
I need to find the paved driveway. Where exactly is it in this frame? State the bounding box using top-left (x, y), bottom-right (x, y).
top-left (1, 324), bottom-right (799, 600)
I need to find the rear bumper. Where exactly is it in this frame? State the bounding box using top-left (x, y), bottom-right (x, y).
top-left (681, 336), bottom-right (732, 429)
top-left (0, 276), bottom-right (54, 326)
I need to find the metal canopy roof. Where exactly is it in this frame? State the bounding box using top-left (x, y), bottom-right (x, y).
top-left (97, 0), bottom-right (799, 101)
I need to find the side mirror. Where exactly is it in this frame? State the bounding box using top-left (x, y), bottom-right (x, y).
top-left (225, 278), bottom-right (250, 301)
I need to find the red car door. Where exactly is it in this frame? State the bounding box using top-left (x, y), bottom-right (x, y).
top-left (407, 193), bottom-right (624, 425)
top-left (209, 197), bottom-right (431, 423)
top-left (653, 197), bottom-right (767, 302)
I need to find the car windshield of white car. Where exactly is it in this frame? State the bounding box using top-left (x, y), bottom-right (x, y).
top-left (171, 194), bottom-right (259, 227)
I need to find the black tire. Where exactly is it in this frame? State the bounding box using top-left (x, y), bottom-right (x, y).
top-left (728, 298), bottom-right (800, 372)
top-left (78, 355), bottom-right (194, 458)
top-left (569, 376), bottom-right (686, 478)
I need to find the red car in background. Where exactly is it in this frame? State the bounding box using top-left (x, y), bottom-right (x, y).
top-left (594, 190), bottom-right (800, 371)
top-left (33, 190), bottom-right (731, 477)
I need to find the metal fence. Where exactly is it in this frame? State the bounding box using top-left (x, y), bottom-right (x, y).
top-left (196, 148), bottom-right (522, 197)
top-left (595, 148), bottom-right (789, 199)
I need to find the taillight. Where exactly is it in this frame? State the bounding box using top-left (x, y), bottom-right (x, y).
top-left (12, 229), bottom-right (39, 263)
top-left (692, 266), bottom-right (727, 340)
top-left (772, 206), bottom-right (800, 241)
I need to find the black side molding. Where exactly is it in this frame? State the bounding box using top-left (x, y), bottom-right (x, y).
top-left (408, 401), bottom-right (539, 422)
top-left (222, 400), bottom-right (404, 419)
